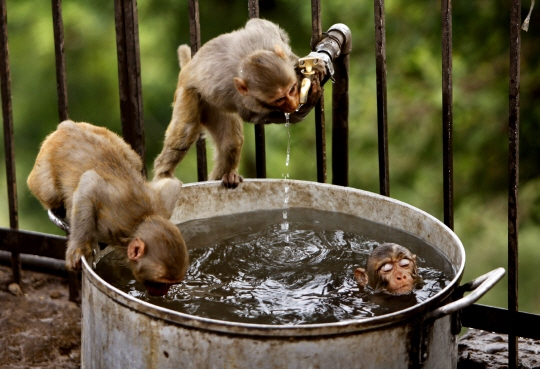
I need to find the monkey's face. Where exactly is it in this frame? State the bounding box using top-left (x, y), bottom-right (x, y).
top-left (133, 255), bottom-right (188, 297)
top-left (128, 218), bottom-right (190, 296)
top-left (375, 256), bottom-right (417, 295)
top-left (356, 243), bottom-right (422, 295)
top-left (269, 81), bottom-right (299, 113)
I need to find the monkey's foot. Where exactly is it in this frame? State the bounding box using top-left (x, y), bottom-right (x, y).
top-left (65, 246), bottom-right (91, 270)
top-left (222, 173), bottom-right (244, 189)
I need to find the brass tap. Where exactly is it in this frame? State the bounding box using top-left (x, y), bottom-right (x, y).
top-left (298, 57), bottom-right (319, 104)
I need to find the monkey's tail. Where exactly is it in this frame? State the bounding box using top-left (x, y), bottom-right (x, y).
top-left (177, 45), bottom-right (192, 69)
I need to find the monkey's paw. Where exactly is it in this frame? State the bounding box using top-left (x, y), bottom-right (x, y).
top-left (222, 173), bottom-right (244, 189)
top-left (65, 246), bottom-right (91, 270)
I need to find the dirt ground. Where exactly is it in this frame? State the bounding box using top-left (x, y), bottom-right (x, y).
top-left (0, 265), bottom-right (81, 369)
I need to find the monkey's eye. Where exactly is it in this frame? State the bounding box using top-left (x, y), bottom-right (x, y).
top-left (274, 96), bottom-right (286, 106)
top-left (399, 259), bottom-right (411, 267)
top-left (289, 82), bottom-right (297, 94)
top-left (381, 263), bottom-right (393, 272)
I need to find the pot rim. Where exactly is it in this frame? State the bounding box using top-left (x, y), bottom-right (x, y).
top-left (83, 179), bottom-right (465, 337)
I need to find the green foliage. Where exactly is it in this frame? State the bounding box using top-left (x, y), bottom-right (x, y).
top-left (1, 0), bottom-right (540, 314)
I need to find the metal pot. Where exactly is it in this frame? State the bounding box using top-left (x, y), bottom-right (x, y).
top-left (81, 179), bottom-right (504, 369)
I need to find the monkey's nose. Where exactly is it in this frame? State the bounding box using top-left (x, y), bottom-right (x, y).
top-left (283, 97), bottom-right (299, 113)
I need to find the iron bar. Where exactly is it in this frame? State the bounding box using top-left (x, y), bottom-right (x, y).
top-left (0, 250), bottom-right (68, 277)
top-left (374, 0), bottom-right (390, 196)
top-left (0, 228), bottom-right (67, 260)
top-left (248, 0), bottom-right (259, 19)
top-left (0, 0), bottom-right (21, 285)
top-left (508, 0), bottom-right (521, 366)
top-left (51, 0), bottom-right (68, 122)
top-left (332, 53), bottom-right (349, 186)
top-left (462, 304), bottom-right (540, 341)
top-left (311, 0), bottom-right (326, 184)
top-left (114, 0), bottom-right (146, 177)
top-left (441, 0), bottom-right (453, 230)
top-left (188, 0), bottom-right (208, 182)
top-left (254, 124), bottom-right (266, 178)
top-left (248, 0), bottom-right (266, 179)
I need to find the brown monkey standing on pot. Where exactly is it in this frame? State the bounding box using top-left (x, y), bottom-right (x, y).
top-left (153, 18), bottom-right (326, 188)
top-left (27, 120), bottom-right (189, 296)
top-left (354, 243), bottom-right (423, 295)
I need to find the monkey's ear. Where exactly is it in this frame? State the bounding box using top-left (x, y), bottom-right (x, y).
top-left (234, 77), bottom-right (249, 96)
top-left (128, 238), bottom-right (146, 262)
top-left (274, 44), bottom-right (286, 58)
top-left (354, 268), bottom-right (369, 288)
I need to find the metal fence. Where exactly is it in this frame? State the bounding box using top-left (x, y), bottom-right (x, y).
top-left (0, 1), bottom-right (538, 368)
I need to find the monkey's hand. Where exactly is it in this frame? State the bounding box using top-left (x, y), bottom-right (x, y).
top-left (65, 241), bottom-right (93, 270)
top-left (222, 172), bottom-right (244, 189)
top-left (288, 73), bottom-right (323, 123)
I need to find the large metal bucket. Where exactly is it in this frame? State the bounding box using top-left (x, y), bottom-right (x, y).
top-left (81, 179), bottom-right (504, 368)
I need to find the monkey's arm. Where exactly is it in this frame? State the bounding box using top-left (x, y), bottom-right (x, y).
top-left (65, 170), bottom-right (103, 270)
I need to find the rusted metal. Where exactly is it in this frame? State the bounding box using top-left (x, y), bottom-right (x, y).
top-left (374, 0), bottom-right (390, 196)
top-left (441, 0), bottom-right (454, 230)
top-left (0, 0), bottom-right (21, 285)
top-left (188, 0), bottom-right (208, 182)
top-left (114, 0), bottom-right (146, 177)
top-left (51, 0), bottom-right (68, 122)
top-left (311, 0), bottom-right (326, 184)
top-left (248, 1), bottom-right (266, 179)
top-left (508, 0), bottom-right (521, 366)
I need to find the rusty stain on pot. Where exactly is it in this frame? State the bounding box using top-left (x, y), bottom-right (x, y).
top-left (82, 179), bottom-right (468, 369)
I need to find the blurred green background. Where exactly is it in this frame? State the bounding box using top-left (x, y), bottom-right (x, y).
top-left (1, 0), bottom-right (539, 314)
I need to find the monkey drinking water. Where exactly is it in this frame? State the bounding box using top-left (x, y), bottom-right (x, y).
top-left (153, 18), bottom-right (326, 188)
top-left (354, 243), bottom-right (423, 295)
top-left (27, 120), bottom-right (189, 296)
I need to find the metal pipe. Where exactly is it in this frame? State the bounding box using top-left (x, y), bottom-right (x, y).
top-left (508, 0), bottom-right (521, 366)
top-left (0, 0), bottom-right (21, 285)
top-left (332, 52), bottom-right (349, 187)
top-left (441, 0), bottom-right (454, 230)
top-left (312, 24), bottom-right (352, 187)
top-left (114, 0), bottom-right (146, 177)
top-left (247, 0), bottom-right (267, 179)
top-left (374, 0), bottom-right (390, 196)
top-left (311, 0), bottom-right (327, 184)
top-left (51, 0), bottom-right (69, 122)
top-left (248, 0), bottom-right (259, 19)
top-left (188, 0), bottom-right (208, 182)
top-left (0, 250), bottom-right (68, 277)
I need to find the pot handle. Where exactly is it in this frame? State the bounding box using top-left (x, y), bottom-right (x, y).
top-left (425, 267), bottom-right (505, 321)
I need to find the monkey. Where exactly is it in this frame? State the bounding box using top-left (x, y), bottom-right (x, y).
top-left (27, 120), bottom-right (189, 296)
top-left (354, 243), bottom-right (423, 295)
top-left (153, 18), bottom-right (326, 188)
